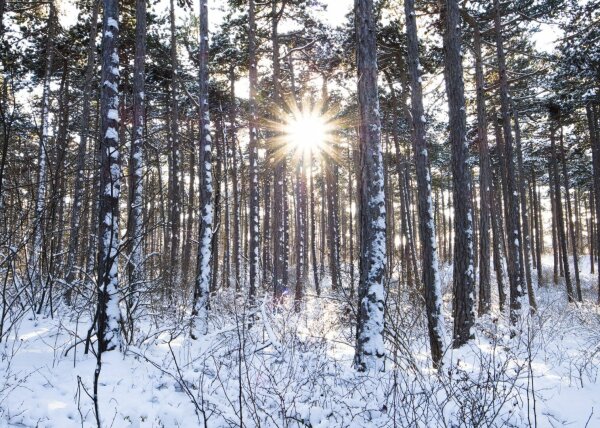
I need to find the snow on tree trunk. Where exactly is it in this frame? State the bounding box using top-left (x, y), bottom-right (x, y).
top-left (464, 14), bottom-right (493, 316)
top-left (441, 0), bottom-right (475, 347)
top-left (248, 0), bottom-right (260, 305)
top-left (404, 0), bottom-right (446, 367)
top-left (586, 102), bottom-right (600, 302)
top-left (97, 0), bottom-right (122, 353)
top-left (513, 109), bottom-right (537, 310)
top-left (168, 0), bottom-right (182, 295)
top-left (326, 155), bottom-right (341, 291)
top-left (549, 120), bottom-right (574, 302)
top-left (494, 0), bottom-right (527, 325)
top-left (558, 124), bottom-right (582, 301)
top-left (354, 0), bottom-right (386, 372)
top-left (128, 0), bottom-right (146, 310)
top-left (271, 0), bottom-right (288, 303)
top-left (65, 0), bottom-right (99, 304)
top-left (30, 2), bottom-right (55, 305)
top-left (191, 0), bottom-right (213, 338)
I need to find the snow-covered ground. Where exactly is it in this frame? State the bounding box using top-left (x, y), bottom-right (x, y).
top-left (1, 256), bottom-right (600, 427)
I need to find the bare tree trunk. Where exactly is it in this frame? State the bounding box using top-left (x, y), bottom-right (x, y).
top-left (585, 101), bottom-right (600, 304)
top-left (271, 0), bottom-right (288, 302)
top-left (441, 0), bottom-right (475, 346)
top-left (183, 124), bottom-right (196, 282)
top-left (168, 0), bottom-right (181, 292)
top-left (126, 0), bottom-right (146, 319)
top-left (354, 0), bottom-right (386, 372)
top-left (464, 13), bottom-right (492, 315)
top-left (586, 102), bottom-right (600, 301)
top-left (513, 110), bottom-right (537, 311)
top-left (191, 0), bottom-right (213, 338)
top-left (494, 0), bottom-right (525, 324)
top-left (31, 2), bottom-right (56, 306)
top-left (589, 191), bottom-right (595, 275)
top-left (310, 151), bottom-right (320, 295)
top-left (65, 0), bottom-right (100, 303)
top-left (294, 159), bottom-right (308, 310)
top-left (231, 68), bottom-right (243, 292)
top-left (326, 156), bottom-right (341, 291)
top-left (532, 171), bottom-right (543, 287)
top-left (559, 125), bottom-right (582, 301)
top-left (262, 167), bottom-right (272, 284)
top-left (491, 173), bottom-right (507, 310)
top-left (97, 0), bottom-right (122, 352)
top-left (404, 0), bottom-right (445, 367)
top-left (348, 145), bottom-right (355, 298)
top-left (211, 117), bottom-right (223, 293)
top-left (550, 124), bottom-right (574, 302)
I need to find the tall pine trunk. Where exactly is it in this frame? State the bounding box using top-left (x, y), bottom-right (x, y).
top-left (404, 0), bottom-right (445, 367)
top-left (191, 0), bottom-right (213, 338)
top-left (247, 0), bottom-right (259, 304)
top-left (96, 0), bottom-right (122, 352)
top-left (127, 0), bottom-right (146, 318)
top-left (65, 0), bottom-right (100, 303)
top-left (494, 0), bottom-right (525, 324)
top-left (441, 0), bottom-right (475, 346)
top-left (31, 2), bottom-right (56, 306)
top-left (354, 0), bottom-right (386, 372)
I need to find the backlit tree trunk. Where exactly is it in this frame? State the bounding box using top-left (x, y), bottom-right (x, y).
top-left (354, 0), bottom-right (386, 372)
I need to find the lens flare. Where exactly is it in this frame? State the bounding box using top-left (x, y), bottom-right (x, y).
top-left (285, 111), bottom-right (327, 154)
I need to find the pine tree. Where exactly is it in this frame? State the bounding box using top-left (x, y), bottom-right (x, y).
top-left (354, 0), bottom-right (387, 372)
top-left (441, 0), bottom-right (475, 347)
top-left (404, 0), bottom-right (445, 367)
top-left (97, 0), bottom-right (122, 352)
top-left (191, 0), bottom-right (213, 338)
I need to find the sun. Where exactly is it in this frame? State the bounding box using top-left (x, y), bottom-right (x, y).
top-left (285, 111), bottom-right (328, 154)
top-left (265, 97), bottom-right (341, 164)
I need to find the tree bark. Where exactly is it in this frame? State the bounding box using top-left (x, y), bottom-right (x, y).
top-left (441, 0), bottom-right (475, 347)
top-left (168, 0), bottom-right (181, 292)
top-left (126, 0), bottom-right (146, 317)
top-left (354, 0), bottom-right (386, 372)
top-left (192, 0), bottom-right (213, 338)
top-left (31, 2), bottom-right (56, 304)
top-left (494, 0), bottom-right (525, 324)
top-left (550, 124), bottom-right (574, 302)
top-left (65, 0), bottom-right (100, 303)
top-left (404, 0), bottom-right (445, 367)
top-left (247, 0), bottom-right (258, 305)
top-left (97, 0), bottom-right (122, 352)
top-left (559, 125), bottom-right (582, 301)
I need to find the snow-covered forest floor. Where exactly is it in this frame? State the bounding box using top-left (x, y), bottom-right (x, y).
top-left (2, 256), bottom-right (600, 427)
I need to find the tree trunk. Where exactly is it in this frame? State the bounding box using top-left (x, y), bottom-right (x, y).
top-left (559, 125), bottom-right (582, 301)
top-left (168, 0), bottom-right (181, 292)
top-left (404, 0), bottom-right (445, 367)
top-left (354, 0), bottom-right (386, 372)
top-left (441, 0), bottom-right (475, 346)
top-left (65, 0), bottom-right (100, 303)
top-left (513, 110), bottom-right (537, 311)
top-left (550, 125), bottom-right (574, 302)
top-left (271, 0), bottom-right (288, 302)
top-left (126, 0), bottom-right (146, 319)
top-left (586, 103), bottom-right (600, 302)
top-left (97, 0), bottom-right (122, 352)
top-left (467, 14), bottom-right (492, 315)
top-left (310, 151), bottom-right (320, 295)
top-left (494, 0), bottom-right (525, 324)
top-left (191, 0), bottom-right (213, 338)
top-left (31, 2), bottom-right (56, 305)
top-left (532, 171), bottom-right (543, 287)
